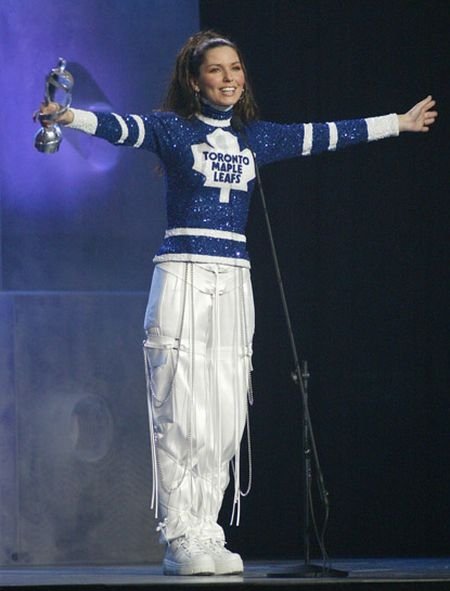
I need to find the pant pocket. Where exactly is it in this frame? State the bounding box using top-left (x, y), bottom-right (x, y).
top-left (144, 333), bottom-right (178, 404)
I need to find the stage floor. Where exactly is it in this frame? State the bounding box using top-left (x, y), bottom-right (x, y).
top-left (1, 558), bottom-right (450, 590)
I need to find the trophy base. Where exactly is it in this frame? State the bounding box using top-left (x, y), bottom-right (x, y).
top-left (34, 127), bottom-right (62, 154)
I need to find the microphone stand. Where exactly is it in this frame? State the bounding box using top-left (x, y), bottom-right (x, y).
top-left (232, 116), bottom-right (347, 578)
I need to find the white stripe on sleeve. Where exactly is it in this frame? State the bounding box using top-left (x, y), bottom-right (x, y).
top-left (302, 123), bottom-right (313, 156)
top-left (328, 122), bottom-right (338, 151)
top-left (113, 113), bottom-right (129, 143)
top-left (131, 115), bottom-right (145, 148)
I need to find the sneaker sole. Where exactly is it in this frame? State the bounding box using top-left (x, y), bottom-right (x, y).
top-left (214, 556), bottom-right (244, 576)
top-left (163, 558), bottom-right (215, 576)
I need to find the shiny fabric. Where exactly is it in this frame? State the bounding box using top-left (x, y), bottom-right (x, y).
top-left (143, 262), bottom-right (254, 541)
top-left (68, 104), bottom-right (397, 267)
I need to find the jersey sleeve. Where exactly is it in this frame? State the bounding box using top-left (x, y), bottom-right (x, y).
top-left (249, 114), bottom-right (399, 166)
top-left (67, 108), bottom-right (162, 154)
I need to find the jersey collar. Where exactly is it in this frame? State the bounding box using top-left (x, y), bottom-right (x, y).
top-left (195, 101), bottom-right (233, 128)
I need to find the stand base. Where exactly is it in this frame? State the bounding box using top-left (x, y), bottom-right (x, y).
top-left (267, 561), bottom-right (348, 578)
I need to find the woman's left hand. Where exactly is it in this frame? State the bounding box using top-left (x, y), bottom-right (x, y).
top-left (398, 95), bottom-right (438, 132)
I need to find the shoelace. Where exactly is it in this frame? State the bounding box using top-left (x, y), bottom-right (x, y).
top-left (173, 536), bottom-right (206, 556)
top-left (201, 538), bottom-right (228, 554)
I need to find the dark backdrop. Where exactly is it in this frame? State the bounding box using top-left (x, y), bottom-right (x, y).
top-left (200, 0), bottom-right (449, 559)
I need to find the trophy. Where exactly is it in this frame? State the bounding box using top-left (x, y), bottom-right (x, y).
top-left (34, 58), bottom-right (74, 153)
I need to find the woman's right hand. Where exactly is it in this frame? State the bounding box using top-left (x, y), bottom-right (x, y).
top-left (34, 101), bottom-right (74, 126)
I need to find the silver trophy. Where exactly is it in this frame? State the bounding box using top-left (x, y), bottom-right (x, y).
top-left (34, 58), bottom-right (74, 153)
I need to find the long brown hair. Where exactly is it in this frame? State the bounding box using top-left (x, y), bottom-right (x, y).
top-left (162, 30), bottom-right (259, 123)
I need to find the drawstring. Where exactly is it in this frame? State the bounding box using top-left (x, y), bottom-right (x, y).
top-left (240, 267), bottom-right (254, 498)
top-left (188, 263), bottom-right (195, 507)
top-left (230, 268), bottom-right (254, 525)
top-left (144, 351), bottom-right (159, 516)
top-left (211, 267), bottom-right (222, 521)
top-left (230, 269), bottom-right (242, 526)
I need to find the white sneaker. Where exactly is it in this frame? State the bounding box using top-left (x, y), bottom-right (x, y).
top-left (163, 536), bottom-right (215, 576)
top-left (201, 539), bottom-right (244, 575)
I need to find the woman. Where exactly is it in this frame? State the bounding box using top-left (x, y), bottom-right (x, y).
top-left (37, 30), bottom-right (437, 576)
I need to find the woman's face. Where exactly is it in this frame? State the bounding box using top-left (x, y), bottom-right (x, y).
top-left (192, 45), bottom-right (246, 108)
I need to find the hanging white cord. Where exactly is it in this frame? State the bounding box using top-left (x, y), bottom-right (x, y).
top-left (213, 267), bottom-right (222, 521)
top-left (240, 267), bottom-right (253, 497)
top-left (231, 268), bottom-right (243, 525)
top-left (144, 351), bottom-right (159, 516)
top-left (188, 263), bottom-right (196, 509)
top-left (230, 267), bottom-right (255, 523)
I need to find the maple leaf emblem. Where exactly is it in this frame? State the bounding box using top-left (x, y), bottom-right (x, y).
top-left (191, 128), bottom-right (255, 203)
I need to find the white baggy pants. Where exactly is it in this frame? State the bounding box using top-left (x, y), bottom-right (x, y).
top-left (143, 262), bottom-right (254, 542)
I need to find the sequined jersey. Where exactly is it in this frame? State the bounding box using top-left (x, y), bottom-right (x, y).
top-left (68, 103), bottom-right (399, 268)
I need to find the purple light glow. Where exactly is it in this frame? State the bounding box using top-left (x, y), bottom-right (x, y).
top-left (0, 0), bottom-right (199, 212)
top-left (65, 103), bottom-right (120, 173)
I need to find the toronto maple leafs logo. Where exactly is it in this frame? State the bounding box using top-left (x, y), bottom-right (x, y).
top-left (191, 128), bottom-right (256, 203)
